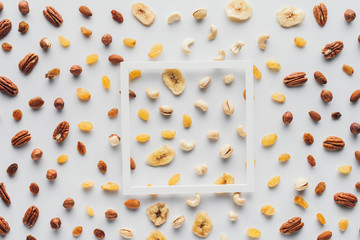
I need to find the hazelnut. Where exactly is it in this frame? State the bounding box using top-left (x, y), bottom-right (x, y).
top-left (54, 97), bottom-right (64, 110)
top-left (109, 134), bottom-right (120, 146)
top-left (40, 37), bottom-right (51, 50)
top-left (70, 65), bottom-right (82, 76)
top-left (29, 182), bottom-right (39, 194)
top-left (282, 111), bottom-right (293, 125)
top-left (350, 122), bottom-right (360, 135)
top-left (50, 217), bottom-right (62, 230)
top-left (344, 9), bottom-right (356, 22)
top-left (46, 169), bottom-right (57, 181)
top-left (63, 198), bottom-right (75, 209)
top-left (18, 0), bottom-right (29, 14)
top-left (320, 89), bottom-right (333, 102)
top-left (101, 34), bottom-right (112, 45)
top-left (31, 148), bottom-right (43, 160)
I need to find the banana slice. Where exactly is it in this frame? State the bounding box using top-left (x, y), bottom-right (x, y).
top-left (214, 173), bottom-right (235, 184)
top-left (146, 145), bottom-right (175, 167)
top-left (225, 0), bottom-right (253, 22)
top-left (192, 211), bottom-right (213, 237)
top-left (131, 3), bottom-right (156, 26)
top-left (162, 69), bottom-right (186, 95)
top-left (276, 6), bottom-right (305, 28)
top-left (146, 230), bottom-right (167, 240)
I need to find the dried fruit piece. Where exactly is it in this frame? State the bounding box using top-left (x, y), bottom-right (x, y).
top-left (182, 114), bottom-right (192, 128)
top-left (76, 88), bottom-right (91, 101)
top-left (57, 154), bottom-right (68, 164)
top-left (131, 3), bottom-right (156, 26)
top-left (148, 43), bottom-right (163, 58)
top-left (97, 160), bottom-right (107, 174)
top-left (129, 70), bottom-right (141, 80)
top-left (79, 5), bottom-right (92, 17)
top-left (108, 108), bottom-right (118, 118)
top-left (303, 133), bottom-right (314, 145)
top-left (28, 97), bottom-right (44, 109)
top-left (342, 64), bottom-right (354, 75)
top-left (86, 206), bottom-right (94, 216)
top-left (1, 42), bottom-right (12, 51)
top-left (72, 226), bottom-right (83, 237)
top-left (276, 6), bottom-right (305, 28)
top-left (101, 75), bottom-right (111, 89)
top-left (215, 173), bottom-right (234, 185)
top-left (101, 182), bottom-right (119, 191)
top-left (338, 219), bottom-right (349, 232)
top-left (247, 228), bottom-right (261, 238)
top-left (18, 21), bottom-right (29, 34)
top-left (225, 0), bottom-right (252, 21)
top-left (294, 37), bottom-right (306, 47)
top-left (136, 134), bottom-right (150, 142)
top-left (12, 109), bottom-right (22, 120)
top-left (338, 165), bottom-right (352, 175)
top-left (86, 54), bottom-right (99, 64)
top-left (192, 211), bottom-right (213, 237)
top-left (81, 181), bottom-right (95, 189)
top-left (280, 217), bottom-right (304, 235)
top-left (80, 26), bottom-right (92, 37)
top-left (147, 230), bottom-right (166, 240)
top-left (168, 174), bottom-right (180, 185)
top-left (267, 176), bottom-right (280, 188)
top-left (271, 93), bottom-right (285, 103)
top-left (111, 10), bottom-right (123, 23)
top-left (161, 130), bottom-right (176, 139)
top-left (253, 65), bottom-right (262, 79)
top-left (77, 142), bottom-right (86, 155)
top-left (316, 213), bottom-right (326, 225)
top-left (45, 68), bottom-right (60, 79)
top-left (261, 205), bottom-right (275, 216)
top-left (307, 155), bottom-right (316, 166)
top-left (261, 133), bottom-right (277, 147)
top-left (279, 153), bottom-right (290, 162)
top-left (315, 182), bottom-right (326, 194)
top-left (146, 203), bottom-right (169, 226)
top-left (58, 35), bottom-right (70, 47)
top-left (294, 196), bottom-right (308, 208)
top-left (146, 145), bottom-right (175, 166)
top-left (162, 69), bottom-right (186, 95)
top-left (266, 59), bottom-right (281, 71)
top-left (0, 183), bottom-right (11, 204)
top-left (77, 121), bottom-right (93, 131)
top-left (123, 38), bottom-right (136, 47)
top-left (105, 209), bottom-right (118, 220)
top-left (93, 228), bottom-right (105, 239)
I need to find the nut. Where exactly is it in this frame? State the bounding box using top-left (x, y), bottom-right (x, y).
top-left (101, 33), bottom-right (112, 45)
top-left (119, 229), bottom-right (133, 238)
top-left (146, 203), bottom-right (169, 226)
top-left (79, 5), bottom-right (92, 17)
top-left (236, 125), bottom-right (246, 137)
top-left (108, 54), bottom-right (124, 64)
top-left (11, 130), bottom-right (31, 147)
top-left (6, 163), bottom-right (18, 176)
top-left (53, 121), bottom-right (70, 143)
top-left (40, 37), bottom-right (51, 50)
top-left (46, 169), bottom-right (57, 181)
top-left (223, 74), bottom-right (235, 84)
top-left (323, 136), bottom-right (345, 151)
top-left (50, 218), bottom-right (61, 230)
top-left (320, 89), bottom-right (333, 102)
top-left (214, 49), bottom-right (226, 61)
top-left (309, 111), bottom-right (321, 122)
top-left (145, 88), bottom-right (159, 99)
top-left (97, 160), bottom-right (107, 174)
top-left (219, 144), bottom-right (233, 159)
top-left (233, 192), bottom-right (246, 205)
top-left (194, 164), bottom-right (208, 175)
top-left (1, 42), bottom-right (12, 51)
top-left (63, 198), bottom-right (75, 209)
top-left (179, 140), bottom-right (195, 151)
top-left (167, 12), bottom-right (182, 24)
top-left (70, 65), bottom-right (82, 76)
top-left (344, 9), bottom-right (356, 22)
top-left (105, 209), bottom-right (118, 220)
top-left (0, 2), bottom-right (4, 12)
top-left (303, 133), bottom-right (314, 145)
top-left (18, 1), bottom-right (29, 14)
top-left (0, 19), bottom-right (12, 40)
top-left (43, 6), bottom-right (63, 27)
top-left (182, 38), bottom-right (194, 54)
top-left (334, 192), bottom-right (358, 208)
top-left (228, 211), bottom-right (238, 221)
top-left (124, 199), bottom-right (140, 209)
top-left (283, 72), bottom-right (308, 87)
top-left (207, 24), bottom-right (218, 40)
top-left (317, 231), bottom-right (332, 240)
top-left (350, 89), bottom-right (360, 102)
top-left (321, 41), bottom-right (344, 59)
top-left (54, 97), bottom-right (64, 110)
top-left (0, 76), bottom-right (18, 96)
top-left (29, 183), bottom-right (39, 194)
top-left (193, 8), bottom-right (207, 20)
top-left (159, 105), bottom-right (173, 116)
top-left (280, 217), bottom-right (304, 235)
top-left (0, 183), bottom-right (11, 205)
top-left (314, 71), bottom-right (327, 84)
top-left (31, 148), bottom-right (43, 160)
top-left (220, 233), bottom-right (228, 240)
top-left (19, 53), bottom-right (39, 74)
top-left (109, 134), bottom-right (120, 146)
top-left (222, 99), bottom-right (234, 115)
top-left (355, 182), bottom-right (360, 191)
top-left (206, 130), bottom-right (219, 140)
top-left (282, 111), bottom-right (293, 124)
top-left (350, 122), bottom-right (360, 134)
top-left (198, 76), bottom-right (212, 89)
top-left (356, 151), bottom-right (360, 162)
top-left (342, 64), bottom-right (354, 75)
top-left (186, 193), bottom-right (201, 207)
top-left (130, 157), bottom-right (136, 170)
top-left (94, 229), bottom-right (105, 239)
top-left (22, 205), bottom-right (39, 228)
top-left (194, 99), bottom-right (208, 111)
top-left (313, 3), bottom-right (327, 26)
top-left (294, 178), bottom-right (309, 191)
top-left (258, 33), bottom-right (270, 50)
top-left (172, 215), bottom-right (185, 228)
top-left (230, 41), bottom-right (244, 54)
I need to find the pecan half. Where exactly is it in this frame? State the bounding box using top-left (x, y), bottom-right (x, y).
top-left (19, 53), bottom-right (39, 74)
top-left (321, 41), bottom-right (344, 59)
top-left (314, 71), bottom-right (327, 84)
top-left (11, 130), bottom-right (31, 147)
top-left (23, 205), bottom-right (39, 228)
top-left (280, 217), bottom-right (304, 235)
top-left (323, 136), bottom-right (345, 151)
top-left (0, 216), bottom-right (10, 236)
top-left (0, 183), bottom-right (11, 205)
top-left (43, 6), bottom-right (63, 27)
top-left (0, 76), bottom-right (18, 96)
top-left (313, 3), bottom-right (327, 26)
top-left (334, 192), bottom-right (358, 208)
top-left (283, 72), bottom-right (308, 87)
top-left (0, 19), bottom-right (11, 39)
top-left (53, 121), bottom-right (69, 143)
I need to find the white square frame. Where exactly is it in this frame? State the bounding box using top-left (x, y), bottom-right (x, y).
top-left (120, 60), bottom-right (254, 195)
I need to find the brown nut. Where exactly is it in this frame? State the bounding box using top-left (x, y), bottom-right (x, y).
top-left (29, 183), bottom-right (39, 194)
top-left (105, 209), bottom-right (118, 220)
top-left (350, 122), bottom-right (360, 134)
top-left (0, 183), bottom-right (11, 205)
top-left (18, 1), bottom-right (29, 14)
top-left (111, 10), bottom-right (123, 23)
top-left (303, 133), bottom-right (314, 145)
top-left (307, 155), bottom-right (316, 167)
top-left (12, 109), bottom-right (22, 121)
top-left (323, 136), bottom-right (345, 151)
top-left (31, 148), bottom-right (43, 160)
top-left (46, 169), bottom-right (57, 181)
top-left (0, 76), bottom-right (18, 96)
top-left (11, 130), bottom-right (31, 147)
top-left (283, 72), bottom-right (307, 87)
top-left (54, 97), bottom-right (64, 110)
top-left (0, 2), bottom-right (4, 12)
top-left (279, 217), bottom-right (304, 235)
top-left (43, 6), bottom-right (63, 27)
top-left (18, 21), bottom-right (29, 34)
top-left (334, 192), bottom-right (358, 208)
top-left (315, 182), bottom-right (326, 195)
top-left (0, 19), bottom-right (12, 40)
top-left (63, 198), bottom-right (75, 209)
top-left (101, 34), bottom-right (112, 45)
top-left (282, 111), bottom-right (293, 124)
top-left (317, 231), bottom-right (332, 240)
top-left (314, 71), bottom-right (327, 84)
top-left (79, 5), bottom-right (92, 17)
top-left (22, 205), bottom-right (39, 228)
top-left (53, 121), bottom-right (70, 143)
top-left (320, 89), bottom-right (333, 102)
top-left (108, 108), bottom-right (118, 118)
top-left (313, 3), bottom-right (327, 26)
top-left (124, 199), bottom-right (140, 209)
top-left (1, 42), bottom-right (12, 51)
top-left (94, 228), bottom-right (105, 239)
top-left (40, 37), bottom-right (51, 50)
top-left (50, 218), bottom-right (61, 230)
top-left (29, 97), bottom-right (44, 109)
top-left (70, 65), bottom-right (82, 76)
top-left (344, 9), bottom-right (356, 22)
top-left (130, 157), bottom-right (136, 170)
top-left (350, 89), bottom-right (360, 102)
top-left (321, 41), bottom-right (344, 59)
top-left (26, 235), bottom-right (36, 240)
top-left (97, 160), bottom-right (107, 174)
top-left (19, 53), bottom-right (39, 74)
top-left (6, 163), bottom-right (18, 176)
top-left (309, 111), bottom-right (321, 122)
top-left (108, 54), bottom-right (124, 64)
top-left (355, 151), bottom-right (360, 162)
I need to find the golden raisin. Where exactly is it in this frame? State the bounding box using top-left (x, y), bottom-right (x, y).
top-left (80, 26), bottom-right (92, 37)
top-left (338, 218), bottom-right (349, 232)
top-left (267, 176), bottom-right (280, 188)
top-left (58, 35), bottom-right (71, 47)
top-left (86, 54), bottom-right (99, 64)
top-left (129, 70), bottom-right (141, 80)
top-left (123, 38), bottom-right (136, 47)
top-left (136, 134), bottom-right (150, 143)
top-left (108, 108), bottom-right (118, 118)
top-left (294, 37), bottom-right (306, 47)
top-left (85, 206), bottom-right (94, 216)
top-left (81, 181), bottom-right (95, 189)
top-left (316, 213), bottom-right (326, 225)
top-left (72, 226), bottom-right (83, 237)
top-left (262, 133), bottom-right (277, 147)
top-left (183, 114), bottom-right (192, 128)
top-left (76, 88), bottom-right (91, 101)
top-left (261, 205), bottom-right (275, 216)
top-left (101, 75), bottom-right (111, 89)
top-left (338, 165), bottom-right (352, 175)
top-left (101, 182), bottom-right (119, 191)
top-left (45, 68), bottom-right (60, 79)
top-left (247, 228), bottom-right (261, 238)
top-left (138, 108), bottom-right (149, 121)
top-left (18, 21), bottom-right (29, 34)
top-left (148, 43), bottom-right (163, 58)
top-left (278, 153), bottom-right (290, 162)
top-left (161, 130), bottom-right (176, 139)
top-left (266, 59), bottom-right (281, 71)
top-left (78, 121), bottom-right (93, 131)
top-left (57, 154), bottom-right (68, 164)
top-left (294, 195), bottom-right (308, 209)
top-left (168, 174), bottom-right (180, 185)
top-left (253, 65), bottom-right (262, 80)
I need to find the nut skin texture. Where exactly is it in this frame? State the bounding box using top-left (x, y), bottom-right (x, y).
top-left (313, 3), bottom-right (327, 26)
top-left (23, 206), bottom-right (39, 228)
top-left (317, 231), bottom-right (332, 240)
top-left (331, 112), bottom-right (341, 120)
top-left (283, 72), bottom-right (307, 87)
top-left (94, 229), bottom-right (105, 239)
top-left (101, 34), bottom-right (112, 45)
top-left (280, 217), bottom-right (304, 235)
top-left (18, 1), bottom-right (30, 14)
top-left (334, 192), bottom-right (358, 208)
top-left (54, 97), bottom-right (64, 110)
top-left (355, 151), bottom-right (360, 162)
top-left (11, 130), bottom-right (31, 147)
top-left (321, 41), bottom-right (344, 59)
top-left (309, 111), bottom-right (321, 122)
top-left (6, 163), bottom-right (18, 176)
top-left (79, 6), bottom-right (92, 17)
top-left (108, 54), bottom-right (124, 63)
top-left (314, 71), bottom-right (327, 85)
top-left (323, 136), bottom-right (345, 151)
top-left (46, 169), bottom-right (57, 181)
top-left (31, 148), bottom-right (43, 160)
top-left (40, 37), bottom-right (51, 50)
top-left (0, 76), bottom-right (18, 96)
top-left (0, 216), bottom-right (10, 236)
top-left (26, 235), bottom-right (36, 240)
top-left (124, 199), bottom-right (140, 209)
top-left (130, 157), bottom-right (136, 170)
top-left (350, 122), bottom-right (360, 134)
top-left (19, 53), bottom-right (39, 74)
top-left (321, 90), bottom-right (333, 102)
top-left (70, 65), bottom-right (82, 76)
top-left (29, 183), bottom-right (39, 194)
top-left (53, 121), bottom-right (70, 143)
top-left (12, 109), bottom-right (22, 121)
top-left (0, 19), bottom-right (12, 40)
top-left (43, 6), bottom-right (63, 27)
top-left (0, 183), bottom-right (11, 205)
top-left (50, 218), bottom-right (61, 230)
top-left (344, 9), bottom-right (356, 22)
top-left (63, 198), bottom-right (75, 209)
top-left (350, 89), bottom-right (360, 102)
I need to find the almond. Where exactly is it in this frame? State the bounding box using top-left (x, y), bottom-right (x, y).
top-left (350, 89), bottom-right (360, 103)
top-left (124, 199), bottom-right (140, 209)
top-left (130, 157), bottom-right (136, 170)
top-left (108, 54), bottom-right (124, 64)
top-left (309, 111), bottom-right (321, 122)
top-left (317, 231), bottom-right (332, 240)
top-left (79, 6), bottom-right (92, 17)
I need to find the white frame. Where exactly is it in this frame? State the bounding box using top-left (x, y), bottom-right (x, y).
top-left (120, 60), bottom-right (254, 195)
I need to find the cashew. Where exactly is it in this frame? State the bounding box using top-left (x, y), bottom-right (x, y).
top-left (220, 233), bottom-right (228, 240)
top-left (145, 88), bottom-right (159, 99)
top-left (207, 130), bottom-right (220, 140)
top-left (230, 41), bottom-right (244, 54)
top-left (194, 164), bottom-right (208, 175)
top-left (207, 24), bottom-right (218, 40)
top-left (119, 229), bottom-right (134, 238)
top-left (236, 125), bottom-right (246, 138)
top-left (233, 192), bottom-right (246, 205)
top-left (198, 76), bottom-right (212, 89)
top-left (223, 74), bottom-right (235, 84)
top-left (180, 140), bottom-right (195, 151)
top-left (193, 9), bottom-right (207, 20)
top-left (186, 193), bottom-right (201, 207)
top-left (194, 99), bottom-right (208, 111)
top-left (228, 211), bottom-right (238, 221)
top-left (167, 12), bottom-right (182, 24)
top-left (214, 49), bottom-right (226, 61)
top-left (258, 33), bottom-right (270, 50)
top-left (182, 38), bottom-right (194, 54)
top-left (172, 215), bottom-right (186, 228)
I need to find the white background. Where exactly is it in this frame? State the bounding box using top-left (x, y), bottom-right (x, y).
top-left (0, 0), bottom-right (360, 239)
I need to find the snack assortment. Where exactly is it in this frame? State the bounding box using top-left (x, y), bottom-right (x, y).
top-left (0, 0), bottom-right (359, 239)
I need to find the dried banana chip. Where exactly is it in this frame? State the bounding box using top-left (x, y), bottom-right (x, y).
top-left (276, 6), bottom-right (305, 28)
top-left (162, 69), bottom-right (186, 96)
top-left (146, 203), bottom-right (169, 226)
top-left (215, 173), bottom-right (235, 185)
top-left (131, 3), bottom-right (156, 26)
top-left (147, 230), bottom-right (167, 240)
top-left (146, 145), bottom-right (175, 167)
top-left (225, 0), bottom-right (252, 22)
top-left (192, 211), bottom-right (213, 237)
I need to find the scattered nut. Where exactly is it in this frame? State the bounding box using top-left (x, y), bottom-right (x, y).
top-left (194, 99), bottom-right (208, 111)
top-left (105, 209), bottom-right (118, 220)
top-left (228, 211), bottom-right (238, 221)
top-left (214, 49), bottom-right (226, 61)
top-left (222, 99), bottom-right (234, 115)
top-left (101, 33), bottom-right (112, 45)
top-left (320, 89), bottom-right (333, 102)
top-left (186, 193), bottom-right (201, 207)
top-left (172, 215), bottom-right (185, 228)
top-left (159, 105), bottom-right (173, 116)
top-left (258, 33), bottom-right (270, 50)
top-left (179, 140), bottom-right (195, 151)
top-left (94, 228), bottom-right (105, 239)
top-left (230, 41), bottom-right (244, 54)
top-left (350, 122), bottom-right (360, 134)
top-left (314, 71), bottom-right (327, 84)
top-left (198, 76), bottom-right (212, 89)
top-left (6, 163), bottom-right (18, 176)
top-left (1, 42), bottom-right (12, 51)
top-left (29, 183), bottom-right (39, 194)
top-left (145, 88), bottom-right (159, 99)
top-left (119, 229), bottom-right (133, 238)
top-left (31, 148), bottom-right (43, 160)
top-left (29, 97), bottom-right (44, 109)
top-left (282, 111), bottom-right (293, 124)
top-left (350, 89), bottom-right (360, 102)
top-left (167, 12), bottom-right (182, 24)
top-left (207, 130), bottom-right (220, 140)
top-left (233, 192), bottom-right (246, 205)
top-left (54, 97), bottom-right (64, 110)
top-left (309, 111), bottom-right (321, 122)
top-left (223, 74), bottom-right (235, 84)
top-left (79, 5), bottom-right (92, 17)
top-left (193, 8), bottom-right (207, 20)
top-left (111, 9), bottom-right (124, 23)
top-left (207, 24), bottom-right (218, 40)
top-left (332, 112), bottom-right (342, 120)
top-left (108, 54), bottom-right (124, 64)
top-left (182, 38), bottom-right (194, 54)
top-left (194, 164), bottom-right (208, 175)
top-left (46, 169), bottom-right (57, 181)
top-left (50, 218), bottom-right (61, 230)
top-left (18, 1), bottom-right (29, 15)
top-left (344, 9), bottom-right (356, 22)
top-left (236, 125), bottom-right (246, 137)
top-left (63, 198), bottom-right (75, 210)
top-left (294, 178), bottom-right (309, 191)
top-left (109, 134), bottom-right (120, 146)
top-left (219, 144), bottom-right (233, 159)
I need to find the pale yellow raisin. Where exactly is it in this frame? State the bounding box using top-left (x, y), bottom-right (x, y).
top-left (338, 219), bottom-right (349, 232)
top-left (57, 154), bottom-right (68, 164)
top-left (72, 226), bottom-right (83, 237)
top-left (247, 228), bottom-right (261, 238)
top-left (316, 213), bottom-right (326, 225)
top-left (85, 206), bottom-right (94, 217)
top-left (278, 153), bottom-right (290, 162)
top-left (267, 176), bottom-right (280, 188)
top-left (168, 174), bottom-right (180, 185)
top-left (183, 114), bottom-right (192, 128)
top-left (76, 88), bottom-right (91, 101)
top-left (266, 59), bottom-right (281, 71)
top-left (261, 205), bottom-right (275, 216)
top-left (81, 181), bottom-right (95, 189)
top-left (80, 26), bottom-right (92, 37)
top-left (342, 64), bottom-right (354, 75)
top-left (294, 195), bottom-right (308, 209)
top-left (138, 109), bottom-right (149, 121)
top-left (101, 182), bottom-right (119, 191)
top-left (148, 43), bottom-right (163, 58)
top-left (253, 65), bottom-right (262, 80)
top-left (294, 37), bottom-right (306, 47)
top-left (262, 133), bottom-right (277, 147)
top-left (58, 35), bottom-right (70, 47)
top-left (338, 165), bottom-right (352, 175)
top-left (101, 75), bottom-right (111, 89)
top-left (129, 70), bottom-right (141, 80)
top-left (161, 130), bottom-right (176, 139)
top-left (136, 134), bottom-right (150, 142)
top-left (86, 54), bottom-right (99, 64)
top-left (78, 121), bottom-right (93, 131)
top-left (271, 92), bottom-right (286, 103)
top-left (123, 38), bottom-right (136, 47)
